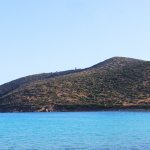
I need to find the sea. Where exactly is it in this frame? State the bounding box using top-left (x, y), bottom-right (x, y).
top-left (0, 111), bottom-right (150, 150)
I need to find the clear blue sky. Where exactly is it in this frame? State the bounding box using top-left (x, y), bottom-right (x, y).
top-left (0, 0), bottom-right (150, 85)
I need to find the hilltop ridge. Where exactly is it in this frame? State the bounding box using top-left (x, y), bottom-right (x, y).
top-left (85, 56), bottom-right (145, 73)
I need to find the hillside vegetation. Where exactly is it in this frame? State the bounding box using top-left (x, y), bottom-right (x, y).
top-left (0, 57), bottom-right (144, 97)
top-left (0, 57), bottom-right (149, 112)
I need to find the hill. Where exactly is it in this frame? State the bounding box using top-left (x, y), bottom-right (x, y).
top-left (0, 57), bottom-right (149, 112)
top-left (0, 57), bottom-right (144, 97)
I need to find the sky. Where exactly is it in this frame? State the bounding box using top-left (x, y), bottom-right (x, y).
top-left (0, 0), bottom-right (150, 85)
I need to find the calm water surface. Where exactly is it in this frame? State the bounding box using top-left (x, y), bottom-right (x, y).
top-left (0, 111), bottom-right (150, 150)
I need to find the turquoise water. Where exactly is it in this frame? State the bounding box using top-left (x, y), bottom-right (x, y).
top-left (0, 111), bottom-right (150, 150)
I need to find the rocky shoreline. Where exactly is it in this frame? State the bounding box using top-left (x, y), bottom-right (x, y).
top-left (0, 104), bottom-right (150, 113)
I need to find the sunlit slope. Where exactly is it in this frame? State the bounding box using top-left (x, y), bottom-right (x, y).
top-left (0, 60), bottom-right (150, 112)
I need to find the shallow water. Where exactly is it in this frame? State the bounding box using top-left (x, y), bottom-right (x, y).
top-left (0, 111), bottom-right (150, 150)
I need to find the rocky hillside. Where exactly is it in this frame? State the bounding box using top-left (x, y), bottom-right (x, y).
top-left (0, 57), bottom-right (149, 112)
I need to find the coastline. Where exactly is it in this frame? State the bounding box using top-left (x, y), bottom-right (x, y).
top-left (0, 106), bottom-right (150, 113)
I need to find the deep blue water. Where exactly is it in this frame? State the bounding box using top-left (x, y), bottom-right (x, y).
top-left (0, 111), bottom-right (150, 150)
